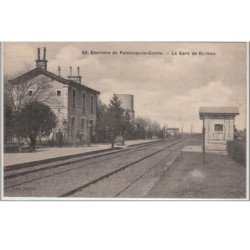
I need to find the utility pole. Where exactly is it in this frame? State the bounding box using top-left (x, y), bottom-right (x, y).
top-left (202, 117), bottom-right (205, 165)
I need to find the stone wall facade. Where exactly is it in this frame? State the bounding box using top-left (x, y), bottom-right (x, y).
top-left (204, 115), bottom-right (235, 151)
top-left (27, 74), bottom-right (98, 142)
top-left (67, 85), bottom-right (97, 140)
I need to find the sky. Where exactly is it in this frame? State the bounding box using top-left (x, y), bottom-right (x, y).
top-left (3, 42), bottom-right (247, 132)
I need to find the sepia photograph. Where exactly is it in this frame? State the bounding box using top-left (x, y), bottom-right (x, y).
top-left (2, 42), bottom-right (248, 199)
top-left (1, 1), bottom-right (250, 250)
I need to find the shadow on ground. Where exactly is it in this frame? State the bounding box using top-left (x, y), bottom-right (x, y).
top-left (146, 150), bottom-right (246, 199)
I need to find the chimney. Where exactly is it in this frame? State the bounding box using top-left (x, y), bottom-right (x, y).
top-left (58, 66), bottom-right (61, 76)
top-left (35, 47), bottom-right (48, 70)
top-left (68, 66), bottom-right (82, 84)
top-left (43, 47), bottom-right (46, 60)
top-left (37, 48), bottom-right (40, 60)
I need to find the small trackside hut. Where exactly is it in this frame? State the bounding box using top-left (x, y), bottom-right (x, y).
top-left (199, 107), bottom-right (239, 151)
top-left (166, 128), bottom-right (179, 138)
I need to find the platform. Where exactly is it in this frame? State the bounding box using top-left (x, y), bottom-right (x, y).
top-left (4, 139), bottom-right (160, 167)
top-left (182, 145), bottom-right (228, 155)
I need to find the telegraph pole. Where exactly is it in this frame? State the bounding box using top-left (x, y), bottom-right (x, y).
top-left (202, 117), bottom-right (205, 165)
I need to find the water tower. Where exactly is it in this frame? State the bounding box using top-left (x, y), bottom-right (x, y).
top-left (116, 94), bottom-right (135, 122)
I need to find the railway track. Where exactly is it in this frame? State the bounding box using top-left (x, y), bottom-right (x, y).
top-left (5, 139), bottom-right (165, 179)
top-left (114, 151), bottom-right (176, 198)
top-left (60, 138), bottom-right (189, 197)
top-left (5, 139), bottom-right (164, 176)
top-left (4, 139), bottom-right (167, 186)
top-left (4, 137), bottom-right (189, 197)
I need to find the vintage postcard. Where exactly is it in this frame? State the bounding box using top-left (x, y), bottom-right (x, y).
top-left (1, 42), bottom-right (248, 200)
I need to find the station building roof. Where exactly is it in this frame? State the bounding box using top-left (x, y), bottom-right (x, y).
top-left (9, 67), bottom-right (100, 95)
top-left (199, 107), bottom-right (239, 119)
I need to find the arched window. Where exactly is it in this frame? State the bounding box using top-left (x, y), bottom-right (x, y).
top-left (28, 90), bottom-right (33, 96)
top-left (214, 124), bottom-right (223, 131)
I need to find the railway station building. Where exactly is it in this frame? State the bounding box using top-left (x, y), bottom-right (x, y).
top-left (9, 47), bottom-right (100, 143)
top-left (199, 107), bottom-right (239, 151)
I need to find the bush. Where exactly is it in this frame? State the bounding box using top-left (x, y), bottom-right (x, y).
top-left (227, 139), bottom-right (246, 165)
top-left (4, 143), bottom-right (19, 153)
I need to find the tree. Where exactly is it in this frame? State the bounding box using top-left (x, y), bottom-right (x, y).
top-left (96, 98), bottom-right (135, 143)
top-left (4, 73), bottom-right (56, 115)
top-left (107, 94), bottom-right (125, 148)
top-left (15, 101), bottom-right (57, 146)
top-left (4, 69), bottom-right (58, 144)
top-left (134, 116), bottom-right (153, 139)
top-left (150, 121), bottom-right (159, 136)
top-left (134, 116), bottom-right (164, 139)
top-left (123, 110), bottom-right (134, 139)
top-left (4, 103), bottom-right (14, 143)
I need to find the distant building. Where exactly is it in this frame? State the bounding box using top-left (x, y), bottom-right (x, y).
top-left (9, 47), bottom-right (100, 142)
top-left (116, 94), bottom-right (135, 122)
top-left (166, 128), bottom-right (179, 137)
top-left (199, 107), bottom-right (239, 151)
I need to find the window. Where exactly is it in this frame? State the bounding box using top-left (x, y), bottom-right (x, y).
top-left (57, 90), bottom-right (61, 96)
top-left (72, 89), bottom-right (76, 108)
top-left (28, 90), bottom-right (33, 96)
top-left (82, 93), bottom-right (86, 110)
top-left (90, 95), bottom-right (94, 113)
top-left (89, 120), bottom-right (94, 135)
top-left (81, 119), bottom-right (85, 132)
top-left (70, 117), bottom-right (76, 136)
top-left (214, 124), bottom-right (223, 131)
